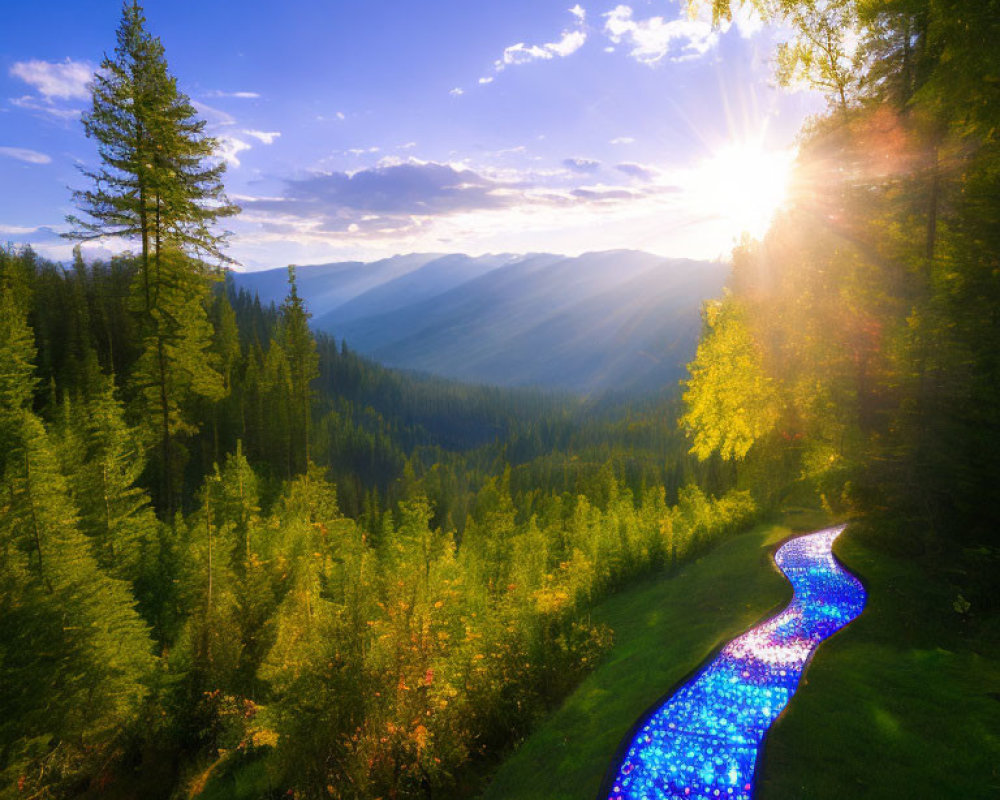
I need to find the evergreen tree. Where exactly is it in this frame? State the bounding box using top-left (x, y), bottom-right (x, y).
top-left (73, 374), bottom-right (160, 583)
top-left (131, 248), bottom-right (225, 514)
top-left (65, 1), bottom-right (237, 515)
top-left (278, 266), bottom-right (320, 475)
top-left (0, 253), bottom-right (37, 456)
top-left (66, 0), bottom-right (238, 279)
top-left (0, 283), bottom-right (153, 796)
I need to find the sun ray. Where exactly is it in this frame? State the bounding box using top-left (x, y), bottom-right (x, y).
top-left (685, 136), bottom-right (797, 243)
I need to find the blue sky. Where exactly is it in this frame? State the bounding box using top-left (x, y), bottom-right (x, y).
top-left (0, 0), bottom-right (823, 270)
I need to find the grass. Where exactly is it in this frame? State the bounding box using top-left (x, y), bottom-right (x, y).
top-left (188, 749), bottom-right (276, 800)
top-left (197, 514), bottom-right (811, 800)
top-left (481, 514), bottom-right (819, 800)
top-left (757, 527), bottom-right (1000, 799)
top-left (482, 511), bottom-right (1000, 799)
top-left (199, 510), bottom-right (1000, 799)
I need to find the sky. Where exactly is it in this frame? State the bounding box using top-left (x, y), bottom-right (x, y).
top-left (0, 0), bottom-right (825, 270)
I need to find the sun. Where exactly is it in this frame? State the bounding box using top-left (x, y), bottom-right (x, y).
top-left (689, 139), bottom-right (797, 243)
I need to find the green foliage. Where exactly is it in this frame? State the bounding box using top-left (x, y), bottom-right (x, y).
top-left (65, 0), bottom-right (238, 516)
top-left (687, 0), bottom-right (1000, 553)
top-left (0, 251), bottom-right (37, 442)
top-left (66, 0), bottom-right (237, 264)
top-left (130, 248), bottom-right (226, 513)
top-left (774, 0), bottom-right (862, 112)
top-left (2, 209), bottom-right (763, 800)
top-left (681, 296), bottom-right (781, 461)
top-left (483, 520), bottom-right (794, 800)
top-left (70, 374), bottom-right (159, 582)
top-left (0, 410), bottom-right (155, 796)
top-left (278, 267), bottom-right (320, 474)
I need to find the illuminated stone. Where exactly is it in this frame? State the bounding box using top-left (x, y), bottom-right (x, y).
top-left (605, 526), bottom-right (865, 800)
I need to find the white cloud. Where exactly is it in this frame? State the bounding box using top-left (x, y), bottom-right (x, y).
top-left (492, 8), bottom-right (588, 74)
top-left (9, 95), bottom-right (81, 119)
top-left (564, 157), bottom-right (601, 173)
top-left (216, 136), bottom-right (252, 166)
top-left (8, 58), bottom-right (93, 120)
top-left (336, 111), bottom-right (346, 120)
top-left (347, 146), bottom-right (381, 156)
top-left (478, 76), bottom-right (494, 85)
top-left (450, 87), bottom-right (465, 96)
top-left (547, 29), bottom-right (588, 58)
top-left (192, 100), bottom-right (236, 127)
top-left (10, 58), bottom-right (93, 99)
top-left (205, 89), bottom-right (260, 99)
top-left (616, 161), bottom-right (658, 180)
top-left (603, 4), bottom-right (718, 64)
top-left (610, 136), bottom-right (635, 145)
top-left (226, 153), bottom-right (730, 266)
top-left (497, 28), bottom-right (587, 68)
top-left (488, 145), bottom-right (527, 157)
top-left (243, 129), bottom-right (281, 144)
top-left (0, 146), bottom-right (52, 164)
top-left (0, 224), bottom-right (42, 235)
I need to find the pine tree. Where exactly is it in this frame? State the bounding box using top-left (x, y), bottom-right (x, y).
top-left (262, 338), bottom-right (293, 476)
top-left (130, 248), bottom-right (226, 514)
top-left (209, 288), bottom-right (242, 463)
top-left (216, 440), bottom-right (260, 567)
top-left (0, 253), bottom-right (37, 457)
top-left (72, 374), bottom-right (160, 583)
top-left (0, 284), bottom-right (153, 795)
top-left (278, 267), bottom-right (320, 475)
top-left (65, 1), bottom-right (237, 515)
top-left (66, 0), bottom-right (238, 282)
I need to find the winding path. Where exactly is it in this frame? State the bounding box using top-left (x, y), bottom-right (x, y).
top-left (604, 526), bottom-right (866, 800)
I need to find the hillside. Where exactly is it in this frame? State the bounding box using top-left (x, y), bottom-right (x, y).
top-left (234, 251), bottom-right (727, 393)
top-left (483, 516), bottom-right (1000, 800)
top-left (232, 252), bottom-right (444, 318)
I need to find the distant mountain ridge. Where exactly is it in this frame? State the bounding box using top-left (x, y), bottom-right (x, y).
top-left (232, 250), bottom-right (728, 394)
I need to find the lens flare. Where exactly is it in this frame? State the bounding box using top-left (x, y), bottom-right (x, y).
top-left (687, 139), bottom-right (797, 243)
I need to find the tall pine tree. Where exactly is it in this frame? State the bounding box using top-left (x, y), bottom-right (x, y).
top-left (66, 1), bottom-right (237, 514)
top-left (278, 266), bottom-right (320, 475)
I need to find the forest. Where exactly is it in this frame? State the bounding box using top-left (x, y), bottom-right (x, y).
top-left (2, 0), bottom-right (998, 798)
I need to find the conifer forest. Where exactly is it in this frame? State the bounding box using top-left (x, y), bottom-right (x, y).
top-left (1, 1), bottom-right (998, 798)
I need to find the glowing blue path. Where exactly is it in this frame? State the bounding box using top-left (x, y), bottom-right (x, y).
top-left (605, 526), bottom-right (866, 800)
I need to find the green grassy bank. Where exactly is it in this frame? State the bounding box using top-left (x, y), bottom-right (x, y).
top-left (758, 529), bottom-right (1000, 799)
top-left (481, 514), bottom-right (816, 799)
top-left (483, 513), bottom-right (1000, 799)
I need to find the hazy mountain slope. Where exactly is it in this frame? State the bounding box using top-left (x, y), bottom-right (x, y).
top-left (473, 259), bottom-right (726, 392)
top-left (233, 253), bottom-right (443, 317)
top-left (310, 251), bottom-right (726, 393)
top-left (315, 252), bottom-right (567, 352)
top-left (326, 253), bottom-right (520, 325)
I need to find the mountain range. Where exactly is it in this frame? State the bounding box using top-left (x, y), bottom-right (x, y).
top-left (232, 250), bottom-right (728, 394)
